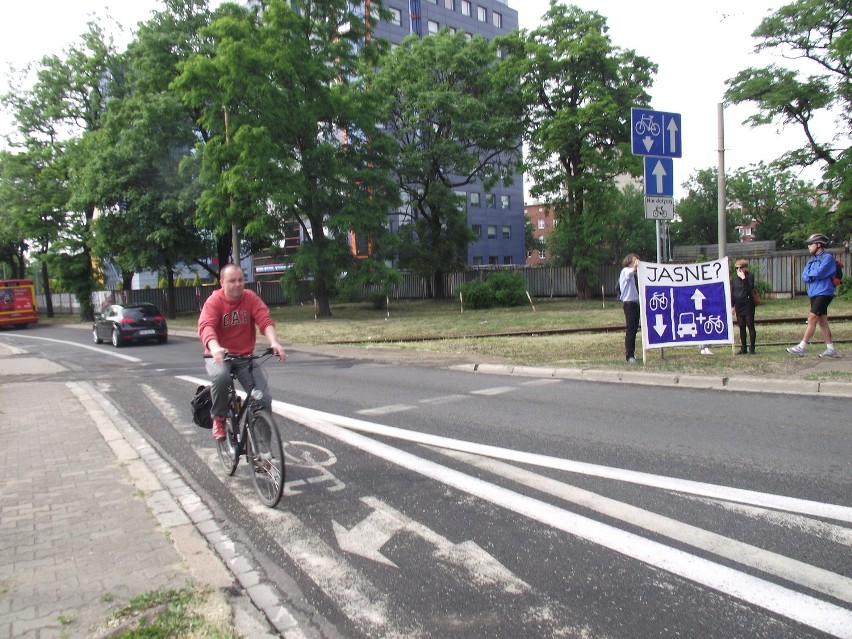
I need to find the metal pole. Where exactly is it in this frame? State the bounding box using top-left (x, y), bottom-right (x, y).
top-left (717, 103), bottom-right (726, 260)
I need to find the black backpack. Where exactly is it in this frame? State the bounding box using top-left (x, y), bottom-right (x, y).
top-left (190, 385), bottom-right (213, 429)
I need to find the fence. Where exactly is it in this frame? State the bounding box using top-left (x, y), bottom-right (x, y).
top-left (41, 248), bottom-right (849, 316)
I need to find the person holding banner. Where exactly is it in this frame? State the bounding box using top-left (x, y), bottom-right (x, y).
top-left (618, 253), bottom-right (641, 363)
top-left (730, 259), bottom-right (757, 354)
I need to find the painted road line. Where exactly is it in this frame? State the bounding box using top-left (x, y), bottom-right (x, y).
top-left (268, 401), bottom-right (852, 638)
top-left (432, 446), bottom-right (852, 605)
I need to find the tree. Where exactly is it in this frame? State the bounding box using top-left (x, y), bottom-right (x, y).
top-left (503, 4), bottom-right (656, 298)
top-left (670, 168), bottom-right (739, 247)
top-left (174, 0), bottom-right (398, 316)
top-left (724, 0), bottom-right (852, 244)
top-left (0, 146), bottom-right (68, 314)
top-left (82, 0), bottom-right (219, 317)
top-left (726, 162), bottom-right (829, 249)
top-left (368, 29), bottom-right (525, 298)
top-left (4, 21), bottom-right (121, 320)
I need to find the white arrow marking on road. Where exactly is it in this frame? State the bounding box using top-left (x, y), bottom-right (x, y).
top-left (642, 135), bottom-right (654, 152)
top-left (653, 314), bottom-right (667, 337)
top-left (691, 289), bottom-right (706, 310)
top-left (667, 118), bottom-right (679, 154)
top-left (651, 160), bottom-right (667, 193)
top-left (332, 499), bottom-right (404, 567)
top-left (333, 496), bottom-right (530, 594)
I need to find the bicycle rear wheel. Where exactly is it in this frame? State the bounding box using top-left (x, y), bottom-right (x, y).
top-left (216, 407), bottom-right (240, 476)
top-left (247, 410), bottom-right (285, 507)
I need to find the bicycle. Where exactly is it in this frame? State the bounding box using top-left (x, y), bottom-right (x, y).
top-left (205, 348), bottom-right (285, 507)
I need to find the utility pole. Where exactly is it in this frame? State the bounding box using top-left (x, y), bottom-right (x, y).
top-left (717, 103), bottom-right (727, 260)
top-left (224, 106), bottom-right (240, 267)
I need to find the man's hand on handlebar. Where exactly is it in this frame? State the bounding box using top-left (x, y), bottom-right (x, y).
top-left (269, 341), bottom-right (287, 363)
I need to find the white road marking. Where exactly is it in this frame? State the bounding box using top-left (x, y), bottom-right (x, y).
top-left (174, 375), bottom-right (852, 637)
top-left (357, 404), bottom-right (416, 416)
top-left (470, 386), bottom-right (516, 396)
top-left (433, 446), bottom-right (852, 605)
top-left (1, 333), bottom-right (142, 362)
top-left (418, 394), bottom-right (468, 405)
top-left (519, 379), bottom-right (562, 386)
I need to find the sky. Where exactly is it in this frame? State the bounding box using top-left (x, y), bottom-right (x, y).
top-left (0, 0), bottom-right (833, 199)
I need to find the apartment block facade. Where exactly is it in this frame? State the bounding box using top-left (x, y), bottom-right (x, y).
top-left (371, 0), bottom-right (526, 266)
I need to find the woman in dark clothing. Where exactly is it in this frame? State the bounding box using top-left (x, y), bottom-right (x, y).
top-left (731, 258), bottom-right (757, 354)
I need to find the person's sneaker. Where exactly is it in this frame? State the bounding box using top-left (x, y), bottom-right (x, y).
top-left (212, 415), bottom-right (227, 442)
top-left (627, 357), bottom-right (637, 364)
top-left (700, 347), bottom-right (713, 355)
top-left (786, 344), bottom-right (806, 356)
top-left (819, 347), bottom-right (838, 358)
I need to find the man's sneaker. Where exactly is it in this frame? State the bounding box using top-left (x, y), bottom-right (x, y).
top-left (212, 415), bottom-right (227, 442)
top-left (627, 357), bottom-right (637, 364)
top-left (786, 344), bottom-right (806, 356)
top-left (820, 347), bottom-right (838, 358)
top-left (700, 347), bottom-right (713, 355)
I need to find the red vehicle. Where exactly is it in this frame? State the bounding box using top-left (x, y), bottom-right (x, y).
top-left (0, 279), bottom-right (38, 329)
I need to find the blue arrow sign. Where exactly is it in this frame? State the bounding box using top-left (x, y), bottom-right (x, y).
top-left (631, 108), bottom-right (682, 158)
top-left (644, 157), bottom-right (674, 196)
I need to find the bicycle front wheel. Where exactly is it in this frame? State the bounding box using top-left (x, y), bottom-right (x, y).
top-left (247, 410), bottom-right (285, 507)
top-left (216, 407), bottom-right (240, 476)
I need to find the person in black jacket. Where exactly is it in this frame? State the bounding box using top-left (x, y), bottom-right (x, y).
top-left (731, 259), bottom-right (757, 354)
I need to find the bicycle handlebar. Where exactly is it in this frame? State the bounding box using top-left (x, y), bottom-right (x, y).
top-left (203, 347), bottom-right (274, 360)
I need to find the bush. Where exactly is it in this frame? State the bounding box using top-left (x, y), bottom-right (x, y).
top-left (459, 270), bottom-right (528, 309)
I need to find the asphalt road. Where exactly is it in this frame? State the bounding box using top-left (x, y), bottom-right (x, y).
top-left (3, 324), bottom-right (851, 638)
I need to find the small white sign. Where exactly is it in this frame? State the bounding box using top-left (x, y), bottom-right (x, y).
top-left (644, 196), bottom-right (675, 220)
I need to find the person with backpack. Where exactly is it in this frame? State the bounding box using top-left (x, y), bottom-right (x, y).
top-left (618, 253), bottom-right (641, 363)
top-left (786, 233), bottom-right (838, 358)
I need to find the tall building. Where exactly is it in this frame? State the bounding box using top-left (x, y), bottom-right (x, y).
top-left (371, 0), bottom-right (525, 266)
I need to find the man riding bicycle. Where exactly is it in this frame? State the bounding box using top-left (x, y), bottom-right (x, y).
top-left (198, 263), bottom-right (287, 441)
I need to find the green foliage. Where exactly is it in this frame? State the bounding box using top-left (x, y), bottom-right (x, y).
top-left (368, 29), bottom-right (524, 297)
top-left (671, 168), bottom-right (737, 246)
top-left (724, 0), bottom-right (852, 244)
top-left (503, 5), bottom-right (655, 297)
top-left (458, 270), bottom-right (527, 309)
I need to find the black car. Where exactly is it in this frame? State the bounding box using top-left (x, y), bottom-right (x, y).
top-left (93, 303), bottom-right (168, 347)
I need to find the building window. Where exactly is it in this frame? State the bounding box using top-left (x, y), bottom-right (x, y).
top-left (486, 193), bottom-right (496, 208)
top-left (539, 249), bottom-right (546, 259)
top-left (552, 219), bottom-right (558, 228)
top-left (487, 225), bottom-right (496, 239)
top-left (465, 32), bottom-right (473, 40)
top-left (426, 0), bottom-right (438, 4)
top-left (537, 219), bottom-right (545, 230)
top-left (469, 192), bottom-right (480, 208)
top-left (502, 225), bottom-right (511, 239)
top-left (472, 224), bottom-right (481, 238)
top-left (489, 255), bottom-right (498, 265)
top-left (501, 195), bottom-right (510, 209)
top-left (477, 6), bottom-right (486, 22)
top-left (526, 250), bottom-right (532, 258)
top-left (473, 256), bottom-right (483, 265)
top-left (389, 8), bottom-right (401, 25)
top-left (445, 0), bottom-right (455, 9)
top-left (492, 11), bottom-right (502, 28)
top-left (461, 0), bottom-right (471, 16)
top-left (427, 20), bottom-right (439, 34)
top-left (503, 256), bottom-right (512, 265)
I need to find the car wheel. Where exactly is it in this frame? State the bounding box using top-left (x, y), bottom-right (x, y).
top-left (157, 335), bottom-right (168, 344)
top-left (93, 326), bottom-right (103, 344)
top-left (111, 327), bottom-right (122, 348)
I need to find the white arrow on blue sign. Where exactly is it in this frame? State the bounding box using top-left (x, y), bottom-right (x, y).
top-left (631, 107), bottom-right (682, 158)
top-left (644, 157), bottom-right (674, 196)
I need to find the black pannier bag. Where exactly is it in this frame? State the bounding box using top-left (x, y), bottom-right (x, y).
top-left (191, 385), bottom-right (213, 429)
